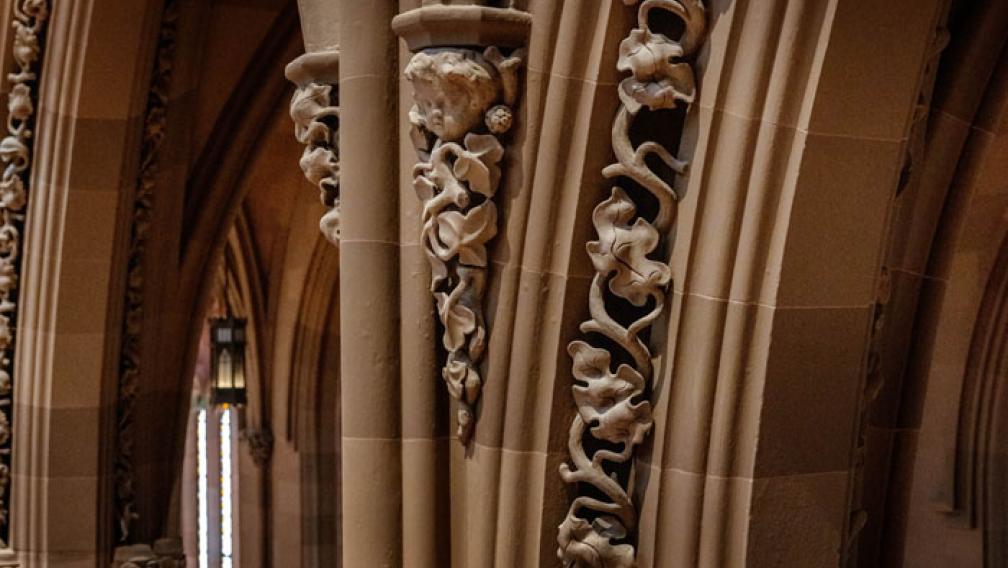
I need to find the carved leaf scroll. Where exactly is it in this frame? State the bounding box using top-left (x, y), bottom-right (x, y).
top-left (558, 1), bottom-right (706, 566)
top-left (0, 0), bottom-right (49, 546)
top-left (404, 46), bottom-right (524, 444)
top-left (286, 50), bottom-right (341, 247)
top-left (290, 81), bottom-right (340, 244)
top-left (115, 0), bottom-right (179, 543)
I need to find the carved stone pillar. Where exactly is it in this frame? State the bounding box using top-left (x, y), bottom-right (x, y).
top-left (336, 1), bottom-right (405, 566)
top-left (392, 1), bottom-right (530, 445)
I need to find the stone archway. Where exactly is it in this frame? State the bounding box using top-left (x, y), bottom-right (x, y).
top-left (11, 0), bottom-right (166, 563)
top-left (288, 1), bottom-right (952, 566)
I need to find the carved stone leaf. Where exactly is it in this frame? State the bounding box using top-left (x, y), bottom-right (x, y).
top-left (319, 205), bottom-right (340, 246)
top-left (558, 516), bottom-right (636, 568)
top-left (443, 359), bottom-right (480, 405)
top-left (6, 84), bottom-right (32, 122)
top-left (454, 133), bottom-right (503, 197)
top-left (0, 177), bottom-right (24, 212)
top-left (619, 69), bottom-right (695, 113)
top-left (617, 29), bottom-right (684, 81)
top-left (0, 136), bottom-right (28, 175)
top-left (616, 28), bottom-right (695, 112)
top-left (299, 146), bottom-right (338, 189)
top-left (290, 83), bottom-right (337, 144)
top-left (414, 166), bottom-right (438, 201)
top-left (435, 287), bottom-right (477, 352)
top-left (570, 341), bottom-right (652, 445)
top-left (587, 187), bottom-right (671, 306)
top-left (435, 201), bottom-right (497, 267)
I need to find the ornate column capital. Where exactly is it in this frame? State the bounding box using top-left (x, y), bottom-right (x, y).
top-left (394, 4), bottom-right (528, 444)
top-left (391, 4), bottom-right (531, 52)
top-left (286, 49), bottom-right (340, 244)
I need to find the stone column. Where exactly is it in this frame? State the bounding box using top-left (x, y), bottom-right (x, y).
top-left (338, 1), bottom-right (404, 566)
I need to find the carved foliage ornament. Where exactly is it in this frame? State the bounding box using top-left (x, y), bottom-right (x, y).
top-left (288, 53), bottom-right (340, 245)
top-left (558, 1), bottom-right (705, 566)
top-left (405, 46), bottom-right (524, 444)
top-left (115, 0), bottom-right (179, 543)
top-left (0, 0), bottom-right (49, 546)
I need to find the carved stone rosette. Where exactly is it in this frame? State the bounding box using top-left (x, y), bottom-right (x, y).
top-left (558, 1), bottom-right (705, 566)
top-left (286, 51), bottom-right (340, 245)
top-left (114, 0), bottom-right (179, 543)
top-left (395, 29), bottom-right (524, 444)
top-left (0, 0), bottom-right (49, 546)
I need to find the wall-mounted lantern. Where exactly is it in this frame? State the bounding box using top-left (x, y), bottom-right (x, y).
top-left (209, 316), bottom-right (247, 407)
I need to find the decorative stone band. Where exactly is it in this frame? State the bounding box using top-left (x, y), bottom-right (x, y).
top-left (558, 1), bottom-right (705, 566)
top-left (0, 0), bottom-right (49, 548)
top-left (115, 0), bottom-right (179, 544)
top-left (392, 5), bottom-right (529, 445)
top-left (286, 50), bottom-right (340, 245)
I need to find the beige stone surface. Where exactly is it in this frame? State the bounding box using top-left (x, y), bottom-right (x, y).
top-left (3, 0), bottom-right (1007, 566)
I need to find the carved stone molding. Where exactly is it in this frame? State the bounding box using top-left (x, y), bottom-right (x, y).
top-left (842, 16), bottom-right (951, 557)
top-left (114, 0), bottom-right (179, 543)
top-left (394, 4), bottom-right (527, 444)
top-left (286, 50), bottom-right (340, 245)
top-left (393, 4), bottom-right (531, 52)
top-left (0, 0), bottom-right (49, 546)
top-left (558, 1), bottom-right (705, 565)
top-left (245, 426), bottom-right (273, 468)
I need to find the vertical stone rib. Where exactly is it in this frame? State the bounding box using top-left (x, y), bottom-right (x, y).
top-left (641, 2), bottom-right (837, 564)
top-left (632, 1), bottom-right (947, 565)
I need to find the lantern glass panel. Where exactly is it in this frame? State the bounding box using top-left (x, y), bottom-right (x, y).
top-left (217, 349), bottom-right (233, 390)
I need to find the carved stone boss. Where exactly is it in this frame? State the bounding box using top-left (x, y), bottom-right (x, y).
top-left (0, 0), bottom-right (49, 546)
top-left (558, 1), bottom-right (705, 566)
top-left (393, 5), bottom-right (529, 445)
top-left (114, 0), bottom-right (179, 543)
top-left (286, 50), bottom-right (340, 245)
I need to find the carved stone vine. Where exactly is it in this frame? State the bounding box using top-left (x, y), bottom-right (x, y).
top-left (0, 0), bottom-right (49, 546)
top-left (558, 1), bottom-right (705, 566)
top-left (403, 46), bottom-right (524, 444)
top-left (115, 0), bottom-right (179, 543)
top-left (843, 17), bottom-right (950, 556)
top-left (287, 51), bottom-right (340, 245)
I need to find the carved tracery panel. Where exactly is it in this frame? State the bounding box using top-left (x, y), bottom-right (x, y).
top-left (558, 1), bottom-right (705, 565)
